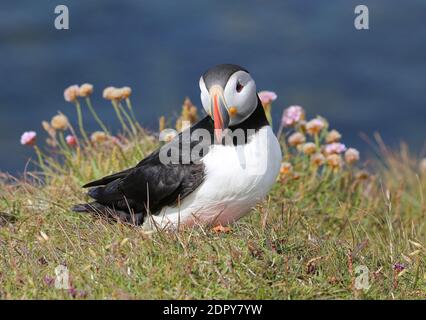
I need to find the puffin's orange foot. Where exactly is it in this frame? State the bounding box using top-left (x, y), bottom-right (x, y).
top-left (212, 225), bottom-right (232, 233)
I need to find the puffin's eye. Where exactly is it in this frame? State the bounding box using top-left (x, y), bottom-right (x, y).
top-left (236, 81), bottom-right (244, 93)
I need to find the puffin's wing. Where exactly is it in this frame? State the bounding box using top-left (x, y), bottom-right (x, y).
top-left (85, 155), bottom-right (185, 207)
top-left (119, 161), bottom-right (197, 207)
top-left (82, 148), bottom-right (160, 188)
top-left (77, 116), bottom-right (212, 215)
top-left (82, 168), bottom-right (133, 188)
top-left (82, 149), bottom-right (205, 215)
top-left (84, 115), bottom-right (213, 190)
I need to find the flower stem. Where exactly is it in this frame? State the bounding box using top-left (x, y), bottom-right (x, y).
top-left (111, 100), bottom-right (130, 134)
top-left (33, 145), bottom-right (46, 173)
top-left (85, 97), bottom-right (110, 135)
top-left (281, 137), bottom-right (290, 161)
top-left (119, 101), bottom-right (137, 136)
top-left (276, 123), bottom-right (284, 140)
top-left (58, 131), bottom-right (68, 151)
top-left (314, 133), bottom-right (320, 148)
top-left (264, 103), bottom-right (273, 128)
top-left (74, 100), bottom-right (89, 144)
top-left (125, 98), bottom-right (138, 124)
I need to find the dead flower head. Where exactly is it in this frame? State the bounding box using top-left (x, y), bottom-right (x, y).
top-left (288, 132), bottom-right (306, 147)
top-left (120, 86), bottom-right (132, 99)
top-left (311, 153), bottom-right (325, 166)
top-left (326, 154), bottom-right (343, 170)
top-left (103, 86), bottom-right (117, 100)
top-left (50, 114), bottom-right (69, 130)
top-left (91, 131), bottom-right (109, 144)
top-left (306, 118), bottom-right (325, 135)
top-left (64, 85), bottom-right (80, 103)
top-left (326, 129), bottom-right (342, 143)
top-left (78, 83), bottom-right (94, 97)
top-left (103, 86), bottom-right (132, 100)
top-left (302, 142), bottom-right (317, 155)
top-left (280, 162), bottom-right (293, 176)
top-left (344, 148), bottom-right (360, 165)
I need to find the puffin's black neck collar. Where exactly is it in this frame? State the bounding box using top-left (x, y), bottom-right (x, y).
top-left (190, 97), bottom-right (269, 147)
top-left (229, 97), bottom-right (269, 132)
top-left (208, 97), bottom-right (269, 146)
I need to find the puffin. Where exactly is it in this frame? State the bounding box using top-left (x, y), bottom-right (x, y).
top-left (72, 64), bottom-right (282, 230)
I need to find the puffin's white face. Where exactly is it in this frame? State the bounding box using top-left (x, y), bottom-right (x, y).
top-left (199, 70), bottom-right (257, 133)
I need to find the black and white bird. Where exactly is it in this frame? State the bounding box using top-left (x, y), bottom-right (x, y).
top-left (72, 64), bottom-right (282, 230)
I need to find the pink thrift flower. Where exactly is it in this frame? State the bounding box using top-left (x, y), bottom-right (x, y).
top-left (258, 91), bottom-right (277, 105)
top-left (20, 131), bottom-right (37, 146)
top-left (66, 135), bottom-right (77, 147)
top-left (325, 142), bottom-right (347, 154)
top-left (281, 105), bottom-right (305, 127)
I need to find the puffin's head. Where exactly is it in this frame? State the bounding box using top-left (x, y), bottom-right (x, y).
top-left (199, 64), bottom-right (257, 140)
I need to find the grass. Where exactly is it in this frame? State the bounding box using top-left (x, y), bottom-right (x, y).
top-left (0, 88), bottom-right (425, 299)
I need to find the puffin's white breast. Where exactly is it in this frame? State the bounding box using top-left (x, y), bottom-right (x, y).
top-left (145, 126), bottom-right (282, 229)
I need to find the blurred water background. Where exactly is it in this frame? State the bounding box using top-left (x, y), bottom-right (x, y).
top-left (0, 0), bottom-right (425, 173)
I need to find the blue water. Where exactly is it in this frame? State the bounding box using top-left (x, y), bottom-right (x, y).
top-left (1, 0), bottom-right (425, 173)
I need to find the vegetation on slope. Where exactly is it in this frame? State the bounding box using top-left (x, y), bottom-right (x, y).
top-left (0, 84), bottom-right (425, 299)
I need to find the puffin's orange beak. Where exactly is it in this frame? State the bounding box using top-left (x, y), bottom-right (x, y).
top-left (210, 86), bottom-right (230, 142)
